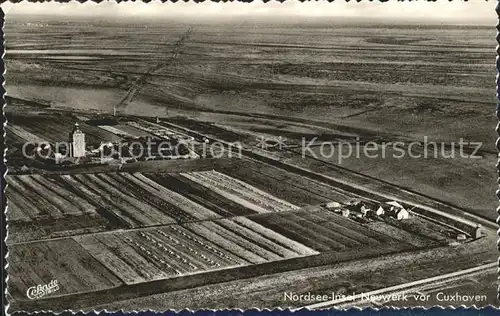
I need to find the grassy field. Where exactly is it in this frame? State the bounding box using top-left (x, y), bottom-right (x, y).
top-left (7, 112), bottom-right (122, 146)
top-left (5, 19), bottom-right (495, 145)
top-left (215, 158), bottom-right (360, 206)
top-left (7, 238), bottom-right (123, 301)
top-left (4, 15), bottom-right (497, 311)
top-left (12, 204), bottom-right (453, 310)
top-left (83, 230), bottom-right (496, 311)
top-left (155, 117), bottom-right (497, 221)
top-left (289, 145), bottom-right (497, 220)
top-left (380, 269), bottom-right (498, 307)
top-left (5, 17), bottom-right (496, 221)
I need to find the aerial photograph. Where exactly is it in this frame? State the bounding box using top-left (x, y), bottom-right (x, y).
top-left (2, 1), bottom-right (498, 312)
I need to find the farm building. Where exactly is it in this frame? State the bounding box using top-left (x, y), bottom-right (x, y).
top-left (410, 206), bottom-right (484, 240)
top-left (386, 200), bottom-right (405, 210)
top-left (456, 234), bottom-right (467, 241)
top-left (344, 200), bottom-right (362, 213)
top-left (347, 200), bottom-right (361, 207)
top-left (375, 206), bottom-right (385, 216)
top-left (381, 201), bottom-right (410, 220)
top-left (472, 224), bottom-right (483, 239)
top-left (394, 208), bottom-right (409, 220)
top-left (341, 209), bottom-right (350, 217)
top-left (360, 204), bottom-right (373, 216)
top-left (325, 201), bottom-right (342, 210)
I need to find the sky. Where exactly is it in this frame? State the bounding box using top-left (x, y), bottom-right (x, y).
top-left (1, 0), bottom-right (496, 24)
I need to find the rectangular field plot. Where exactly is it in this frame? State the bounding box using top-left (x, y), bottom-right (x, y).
top-left (8, 115), bottom-right (121, 146)
top-left (181, 170), bottom-right (300, 213)
top-left (78, 172), bottom-right (221, 226)
top-left (215, 159), bottom-right (361, 206)
top-left (97, 124), bottom-right (156, 138)
top-left (6, 172), bottom-right (229, 230)
top-left (6, 174), bottom-right (112, 243)
top-left (247, 207), bottom-right (436, 253)
top-left (7, 168), bottom-right (302, 243)
top-left (73, 218), bottom-right (319, 284)
top-left (7, 174), bottom-right (98, 221)
top-left (7, 238), bottom-right (123, 301)
top-left (143, 173), bottom-right (257, 217)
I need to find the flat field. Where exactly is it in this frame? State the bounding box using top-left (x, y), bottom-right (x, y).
top-left (11, 204), bottom-right (459, 310)
top-left (5, 17), bottom-right (496, 220)
top-left (214, 158), bottom-right (360, 206)
top-left (5, 19), bottom-right (495, 143)
top-left (7, 172), bottom-right (253, 240)
top-left (4, 15), bottom-right (498, 311)
top-left (7, 238), bottom-right (123, 301)
top-left (288, 145), bottom-right (497, 220)
top-left (5, 19), bottom-right (495, 147)
top-left (6, 162), bottom-right (348, 243)
top-left (7, 162), bottom-right (473, 310)
top-left (85, 230), bottom-right (496, 311)
top-left (7, 112), bottom-right (122, 146)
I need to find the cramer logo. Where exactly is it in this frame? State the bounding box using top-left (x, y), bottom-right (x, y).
top-left (26, 279), bottom-right (60, 300)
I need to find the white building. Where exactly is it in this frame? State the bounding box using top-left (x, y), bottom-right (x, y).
top-left (395, 208), bottom-right (409, 220)
top-left (375, 206), bottom-right (385, 216)
top-left (325, 201), bottom-right (342, 210)
top-left (360, 204), bottom-right (373, 216)
top-left (386, 201), bottom-right (405, 209)
top-left (385, 201), bottom-right (409, 220)
top-left (70, 123), bottom-right (86, 158)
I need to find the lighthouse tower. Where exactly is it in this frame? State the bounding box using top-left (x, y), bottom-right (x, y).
top-left (69, 123), bottom-right (86, 158)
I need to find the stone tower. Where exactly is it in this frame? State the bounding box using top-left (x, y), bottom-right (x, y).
top-left (69, 123), bottom-right (86, 158)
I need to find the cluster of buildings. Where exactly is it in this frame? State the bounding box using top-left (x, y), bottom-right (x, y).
top-left (324, 200), bottom-right (410, 222)
top-left (24, 119), bottom-right (201, 168)
top-left (324, 199), bottom-right (483, 241)
top-left (65, 121), bottom-right (199, 164)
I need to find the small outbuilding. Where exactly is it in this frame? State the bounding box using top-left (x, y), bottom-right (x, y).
top-left (360, 204), bottom-right (373, 217)
top-left (472, 224), bottom-right (483, 239)
top-left (384, 201), bottom-right (410, 220)
top-left (341, 209), bottom-right (350, 218)
top-left (394, 208), bottom-right (409, 220)
top-left (375, 206), bottom-right (385, 216)
top-left (386, 201), bottom-right (405, 210)
top-left (325, 201), bottom-right (342, 210)
top-left (456, 234), bottom-right (467, 241)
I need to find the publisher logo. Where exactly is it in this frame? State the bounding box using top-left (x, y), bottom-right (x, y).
top-left (26, 279), bottom-right (60, 300)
